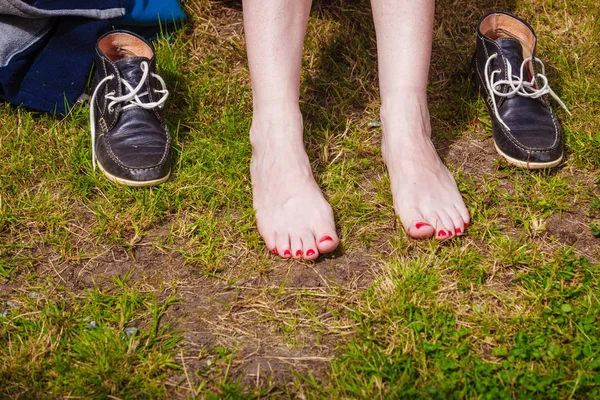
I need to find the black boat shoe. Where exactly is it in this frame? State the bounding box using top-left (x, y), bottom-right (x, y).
top-left (90, 31), bottom-right (171, 186)
top-left (471, 11), bottom-right (570, 169)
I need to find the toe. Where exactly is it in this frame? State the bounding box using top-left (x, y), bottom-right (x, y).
top-left (290, 235), bottom-right (303, 260)
top-left (401, 208), bottom-right (435, 239)
top-left (260, 226), bottom-right (277, 254)
top-left (455, 205), bottom-right (470, 230)
top-left (301, 231), bottom-right (319, 261)
top-left (275, 232), bottom-right (291, 259)
top-left (315, 229), bottom-right (338, 254)
top-left (436, 211), bottom-right (456, 239)
top-left (429, 212), bottom-right (452, 240)
top-left (448, 208), bottom-right (466, 236)
top-left (407, 220), bottom-right (436, 239)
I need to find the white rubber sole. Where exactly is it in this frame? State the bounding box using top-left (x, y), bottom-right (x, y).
top-left (97, 161), bottom-right (170, 187)
top-left (494, 143), bottom-right (563, 169)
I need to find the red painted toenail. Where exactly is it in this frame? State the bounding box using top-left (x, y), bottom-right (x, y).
top-left (296, 250), bottom-right (302, 257)
top-left (284, 250), bottom-right (291, 257)
top-left (437, 230), bottom-right (446, 237)
top-left (272, 248), bottom-right (278, 255)
top-left (415, 222), bottom-right (430, 229)
top-left (464, 222), bottom-right (469, 229)
top-left (306, 249), bottom-right (315, 257)
top-left (319, 235), bottom-right (334, 243)
top-left (456, 228), bottom-right (462, 234)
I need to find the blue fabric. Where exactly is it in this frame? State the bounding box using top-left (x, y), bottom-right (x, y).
top-left (3, 18), bottom-right (110, 115)
top-left (0, 19), bottom-right (53, 98)
top-left (19, 0), bottom-right (124, 12)
top-left (0, 0), bottom-right (186, 116)
top-left (114, 0), bottom-right (186, 26)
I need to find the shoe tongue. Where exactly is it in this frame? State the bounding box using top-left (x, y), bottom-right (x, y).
top-left (497, 38), bottom-right (525, 77)
top-left (114, 57), bottom-right (151, 88)
top-left (114, 57), bottom-right (152, 102)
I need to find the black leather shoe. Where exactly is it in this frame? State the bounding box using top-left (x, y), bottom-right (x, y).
top-left (470, 11), bottom-right (570, 169)
top-left (90, 31), bottom-right (171, 186)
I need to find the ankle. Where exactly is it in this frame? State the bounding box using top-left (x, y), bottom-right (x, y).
top-left (381, 94), bottom-right (428, 119)
top-left (249, 107), bottom-right (304, 149)
top-left (252, 100), bottom-right (302, 119)
top-left (380, 91), bottom-right (430, 137)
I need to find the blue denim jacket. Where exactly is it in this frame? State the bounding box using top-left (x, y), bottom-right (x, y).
top-left (0, 0), bottom-right (186, 115)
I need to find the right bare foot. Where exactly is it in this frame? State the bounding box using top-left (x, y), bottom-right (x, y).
top-left (250, 107), bottom-right (339, 261)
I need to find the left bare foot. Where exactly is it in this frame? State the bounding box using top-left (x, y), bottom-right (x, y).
top-left (381, 96), bottom-right (470, 240)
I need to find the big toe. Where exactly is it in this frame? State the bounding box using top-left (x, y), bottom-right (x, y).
top-left (315, 228), bottom-right (338, 254)
top-left (407, 221), bottom-right (436, 239)
top-left (401, 210), bottom-right (436, 239)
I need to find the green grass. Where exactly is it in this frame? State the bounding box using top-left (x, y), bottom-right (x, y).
top-left (1, 0), bottom-right (600, 398)
top-left (0, 277), bottom-right (180, 398)
top-left (321, 248), bottom-right (600, 399)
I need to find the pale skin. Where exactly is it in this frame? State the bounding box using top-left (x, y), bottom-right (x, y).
top-left (243, 0), bottom-right (470, 260)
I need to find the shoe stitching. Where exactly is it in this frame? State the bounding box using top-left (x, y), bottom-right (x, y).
top-left (493, 91), bottom-right (561, 153)
top-left (101, 57), bottom-right (109, 117)
top-left (475, 55), bottom-right (492, 105)
top-left (489, 93), bottom-right (560, 153)
top-left (102, 57), bottom-right (124, 132)
top-left (479, 35), bottom-right (512, 112)
top-left (476, 35), bottom-right (494, 103)
top-left (549, 109), bottom-right (561, 148)
top-left (101, 56), bottom-right (122, 132)
top-left (102, 123), bottom-right (173, 170)
top-left (102, 119), bottom-right (171, 171)
top-left (480, 33), bottom-right (490, 61)
top-left (496, 119), bottom-right (560, 154)
top-left (498, 37), bottom-right (521, 45)
top-left (102, 133), bottom-right (170, 172)
top-left (99, 117), bottom-right (107, 134)
top-left (475, 38), bottom-right (510, 110)
top-left (481, 36), bottom-right (511, 94)
top-left (103, 111), bottom-right (170, 170)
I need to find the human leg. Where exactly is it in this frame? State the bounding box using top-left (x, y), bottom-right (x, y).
top-left (370, 0), bottom-right (469, 239)
top-left (242, 0), bottom-right (339, 259)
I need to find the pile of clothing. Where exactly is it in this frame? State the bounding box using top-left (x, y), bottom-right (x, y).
top-left (0, 0), bottom-right (186, 115)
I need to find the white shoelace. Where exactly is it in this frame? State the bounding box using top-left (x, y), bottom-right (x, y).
top-left (484, 53), bottom-right (571, 132)
top-left (89, 61), bottom-right (169, 170)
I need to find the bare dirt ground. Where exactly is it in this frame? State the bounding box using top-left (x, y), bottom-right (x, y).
top-left (1, 226), bottom-right (382, 393)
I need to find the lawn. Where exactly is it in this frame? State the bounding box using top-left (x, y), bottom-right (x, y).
top-left (1, 0), bottom-right (599, 398)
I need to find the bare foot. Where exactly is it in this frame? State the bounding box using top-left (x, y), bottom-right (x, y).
top-left (381, 97), bottom-right (470, 240)
top-left (250, 107), bottom-right (339, 260)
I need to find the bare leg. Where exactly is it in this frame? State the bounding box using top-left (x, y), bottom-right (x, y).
top-left (243, 0), bottom-right (339, 260)
top-left (370, 0), bottom-right (469, 239)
